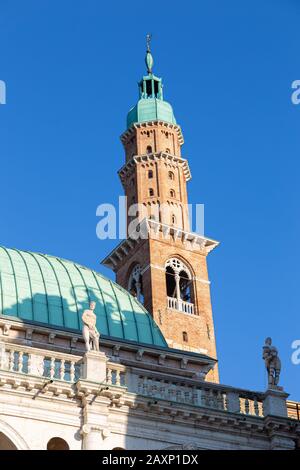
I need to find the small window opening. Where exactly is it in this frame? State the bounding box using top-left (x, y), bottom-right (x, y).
top-left (146, 80), bottom-right (152, 97)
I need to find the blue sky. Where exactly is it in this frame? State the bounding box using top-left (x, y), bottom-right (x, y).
top-left (0, 0), bottom-right (299, 398)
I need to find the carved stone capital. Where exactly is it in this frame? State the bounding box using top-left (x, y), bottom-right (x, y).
top-left (81, 424), bottom-right (103, 436)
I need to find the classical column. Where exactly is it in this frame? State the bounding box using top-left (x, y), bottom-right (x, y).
top-left (175, 272), bottom-right (182, 310)
top-left (81, 425), bottom-right (103, 450)
top-left (135, 280), bottom-right (141, 302)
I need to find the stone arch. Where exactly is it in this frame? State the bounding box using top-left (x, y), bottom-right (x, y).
top-left (47, 437), bottom-right (69, 450)
top-left (0, 433), bottom-right (17, 450)
top-left (165, 256), bottom-right (196, 311)
top-left (0, 419), bottom-right (30, 450)
top-left (164, 254), bottom-right (196, 279)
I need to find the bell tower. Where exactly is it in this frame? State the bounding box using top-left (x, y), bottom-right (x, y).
top-left (102, 39), bottom-right (219, 382)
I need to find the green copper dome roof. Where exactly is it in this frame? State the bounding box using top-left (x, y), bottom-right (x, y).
top-left (0, 247), bottom-right (167, 348)
top-left (127, 95), bottom-right (176, 129)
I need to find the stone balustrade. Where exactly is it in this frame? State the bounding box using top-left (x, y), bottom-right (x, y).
top-left (0, 343), bottom-right (81, 383)
top-left (167, 296), bottom-right (195, 315)
top-left (134, 373), bottom-right (264, 417)
top-left (106, 363), bottom-right (126, 387)
top-left (0, 342), bottom-right (286, 419)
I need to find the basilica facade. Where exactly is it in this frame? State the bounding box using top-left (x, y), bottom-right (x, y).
top-left (0, 47), bottom-right (299, 450)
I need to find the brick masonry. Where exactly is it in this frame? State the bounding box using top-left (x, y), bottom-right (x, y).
top-left (115, 121), bottom-right (219, 383)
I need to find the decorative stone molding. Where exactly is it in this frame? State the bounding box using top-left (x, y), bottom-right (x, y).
top-left (165, 443), bottom-right (199, 450)
top-left (118, 152), bottom-right (191, 186)
top-left (120, 121), bottom-right (184, 147)
top-left (136, 349), bottom-right (144, 361)
top-left (3, 324), bottom-right (11, 336)
top-left (270, 435), bottom-right (296, 450)
top-left (101, 219), bottom-right (219, 271)
top-left (102, 428), bottom-right (111, 439)
top-left (158, 354), bottom-right (166, 365)
top-left (81, 424), bottom-right (103, 435)
top-left (180, 357), bottom-right (188, 369)
top-left (48, 333), bottom-right (56, 344)
top-left (25, 329), bottom-right (33, 341)
top-left (113, 345), bottom-right (120, 357)
top-left (70, 337), bottom-right (78, 349)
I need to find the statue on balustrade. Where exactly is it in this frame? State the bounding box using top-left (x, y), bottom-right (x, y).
top-left (262, 337), bottom-right (281, 388)
top-left (82, 301), bottom-right (100, 352)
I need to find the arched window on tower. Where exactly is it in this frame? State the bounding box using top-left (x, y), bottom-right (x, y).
top-left (148, 170), bottom-right (153, 179)
top-left (146, 145), bottom-right (152, 154)
top-left (165, 258), bottom-right (195, 314)
top-left (128, 264), bottom-right (144, 304)
top-left (183, 331), bottom-right (188, 342)
top-left (171, 214), bottom-right (176, 225)
top-left (170, 189), bottom-right (175, 198)
top-left (149, 188), bottom-right (154, 197)
top-left (168, 171), bottom-right (175, 180)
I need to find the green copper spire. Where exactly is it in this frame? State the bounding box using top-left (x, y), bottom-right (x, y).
top-left (145, 33), bottom-right (154, 74)
top-left (126, 37), bottom-right (177, 129)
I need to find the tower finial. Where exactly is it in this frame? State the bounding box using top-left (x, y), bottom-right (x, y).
top-left (146, 33), bottom-right (152, 52)
top-left (145, 33), bottom-right (154, 74)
